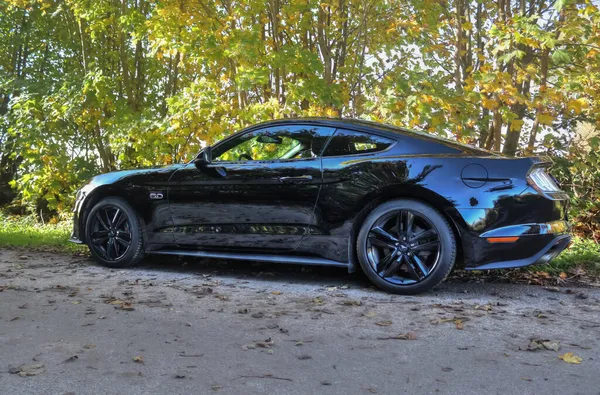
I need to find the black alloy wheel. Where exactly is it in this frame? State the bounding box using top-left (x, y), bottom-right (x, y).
top-left (89, 205), bottom-right (132, 261)
top-left (366, 209), bottom-right (441, 285)
top-left (85, 197), bottom-right (145, 268)
top-left (357, 199), bottom-right (456, 294)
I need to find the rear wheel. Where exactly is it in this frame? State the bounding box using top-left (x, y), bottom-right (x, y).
top-left (356, 199), bottom-right (456, 294)
top-left (85, 197), bottom-right (145, 268)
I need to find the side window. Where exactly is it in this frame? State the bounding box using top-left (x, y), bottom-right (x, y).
top-left (212, 125), bottom-right (335, 163)
top-left (322, 129), bottom-right (395, 157)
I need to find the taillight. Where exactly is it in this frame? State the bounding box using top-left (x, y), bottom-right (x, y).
top-left (527, 167), bottom-right (562, 193)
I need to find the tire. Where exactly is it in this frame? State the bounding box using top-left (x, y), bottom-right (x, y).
top-left (85, 197), bottom-right (145, 268)
top-left (356, 199), bottom-right (456, 295)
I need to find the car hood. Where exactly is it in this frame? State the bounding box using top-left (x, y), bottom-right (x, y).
top-left (76, 165), bottom-right (184, 198)
top-left (88, 165), bottom-right (179, 186)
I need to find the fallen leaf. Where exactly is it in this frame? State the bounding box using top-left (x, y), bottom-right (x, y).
top-left (375, 321), bottom-right (392, 327)
top-left (116, 302), bottom-right (134, 311)
top-left (271, 291), bottom-right (282, 295)
top-left (64, 355), bottom-right (79, 363)
top-left (525, 339), bottom-right (561, 352)
top-left (362, 311), bottom-right (376, 318)
top-left (133, 356), bottom-right (144, 363)
top-left (83, 344), bottom-right (96, 349)
top-left (377, 332), bottom-right (416, 340)
top-left (312, 297), bottom-right (325, 305)
top-left (10, 363), bottom-right (45, 377)
top-left (559, 352), bottom-right (582, 364)
top-left (241, 344), bottom-right (256, 351)
top-left (340, 300), bottom-right (362, 306)
top-left (542, 341), bottom-right (561, 352)
top-left (455, 319), bottom-right (464, 330)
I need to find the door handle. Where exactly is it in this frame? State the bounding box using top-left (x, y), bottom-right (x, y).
top-left (278, 175), bottom-right (313, 183)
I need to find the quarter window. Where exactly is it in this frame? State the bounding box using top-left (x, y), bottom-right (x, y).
top-left (322, 129), bottom-right (395, 157)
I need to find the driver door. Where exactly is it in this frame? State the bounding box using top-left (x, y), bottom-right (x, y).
top-left (167, 124), bottom-right (335, 251)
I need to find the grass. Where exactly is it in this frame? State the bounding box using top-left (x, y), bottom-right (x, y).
top-left (531, 236), bottom-right (600, 275)
top-left (0, 213), bottom-right (86, 253)
top-left (1, 212), bottom-right (599, 276)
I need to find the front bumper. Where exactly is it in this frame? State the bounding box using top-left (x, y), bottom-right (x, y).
top-left (466, 220), bottom-right (571, 270)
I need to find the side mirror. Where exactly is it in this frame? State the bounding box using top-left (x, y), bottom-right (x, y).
top-left (193, 147), bottom-right (212, 168)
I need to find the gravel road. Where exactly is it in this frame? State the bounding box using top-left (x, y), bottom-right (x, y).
top-left (1, 248), bottom-right (599, 395)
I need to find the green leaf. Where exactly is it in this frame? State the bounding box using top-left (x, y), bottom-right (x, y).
top-left (553, 0), bottom-right (569, 12)
top-left (551, 49), bottom-right (571, 65)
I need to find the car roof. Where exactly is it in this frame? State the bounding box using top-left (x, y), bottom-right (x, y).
top-left (245, 117), bottom-right (497, 156)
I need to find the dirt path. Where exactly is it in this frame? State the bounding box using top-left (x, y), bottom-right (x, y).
top-left (1, 248), bottom-right (599, 395)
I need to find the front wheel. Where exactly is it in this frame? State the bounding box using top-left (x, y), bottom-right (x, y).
top-left (356, 199), bottom-right (456, 295)
top-left (85, 197), bottom-right (145, 268)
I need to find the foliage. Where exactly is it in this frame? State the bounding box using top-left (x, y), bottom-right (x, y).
top-left (547, 132), bottom-right (600, 240)
top-left (531, 236), bottom-right (600, 275)
top-left (1, 0), bottom-right (600, 214)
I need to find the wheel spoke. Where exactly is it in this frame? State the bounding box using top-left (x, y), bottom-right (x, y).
top-left (381, 254), bottom-right (404, 277)
top-left (95, 212), bottom-right (110, 230)
top-left (370, 227), bottom-right (398, 248)
top-left (91, 231), bottom-right (109, 245)
top-left (395, 212), bottom-right (402, 238)
top-left (104, 209), bottom-right (113, 228)
top-left (403, 211), bottom-right (414, 240)
top-left (410, 229), bottom-right (436, 242)
top-left (115, 236), bottom-right (130, 248)
top-left (112, 238), bottom-right (120, 257)
top-left (376, 250), bottom-right (397, 274)
top-left (106, 238), bottom-right (115, 260)
top-left (111, 209), bottom-right (122, 227)
top-left (412, 239), bottom-right (439, 252)
top-left (409, 254), bottom-right (430, 277)
top-left (117, 231), bottom-right (131, 241)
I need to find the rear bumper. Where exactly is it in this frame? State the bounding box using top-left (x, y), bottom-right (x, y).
top-left (466, 220), bottom-right (571, 270)
top-left (467, 234), bottom-right (571, 270)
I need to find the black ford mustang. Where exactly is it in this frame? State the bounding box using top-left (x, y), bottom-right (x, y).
top-left (70, 118), bottom-right (571, 294)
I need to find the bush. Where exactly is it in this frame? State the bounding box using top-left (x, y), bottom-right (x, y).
top-left (549, 134), bottom-right (600, 241)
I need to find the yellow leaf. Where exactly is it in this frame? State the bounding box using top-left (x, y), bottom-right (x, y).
top-left (567, 99), bottom-right (587, 115)
top-left (482, 97), bottom-right (499, 110)
top-left (538, 114), bottom-right (554, 125)
top-left (455, 319), bottom-right (464, 330)
top-left (133, 356), bottom-right (144, 363)
top-left (559, 352), bottom-right (582, 364)
top-left (461, 21), bottom-right (473, 31)
top-left (510, 119), bottom-right (524, 131)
